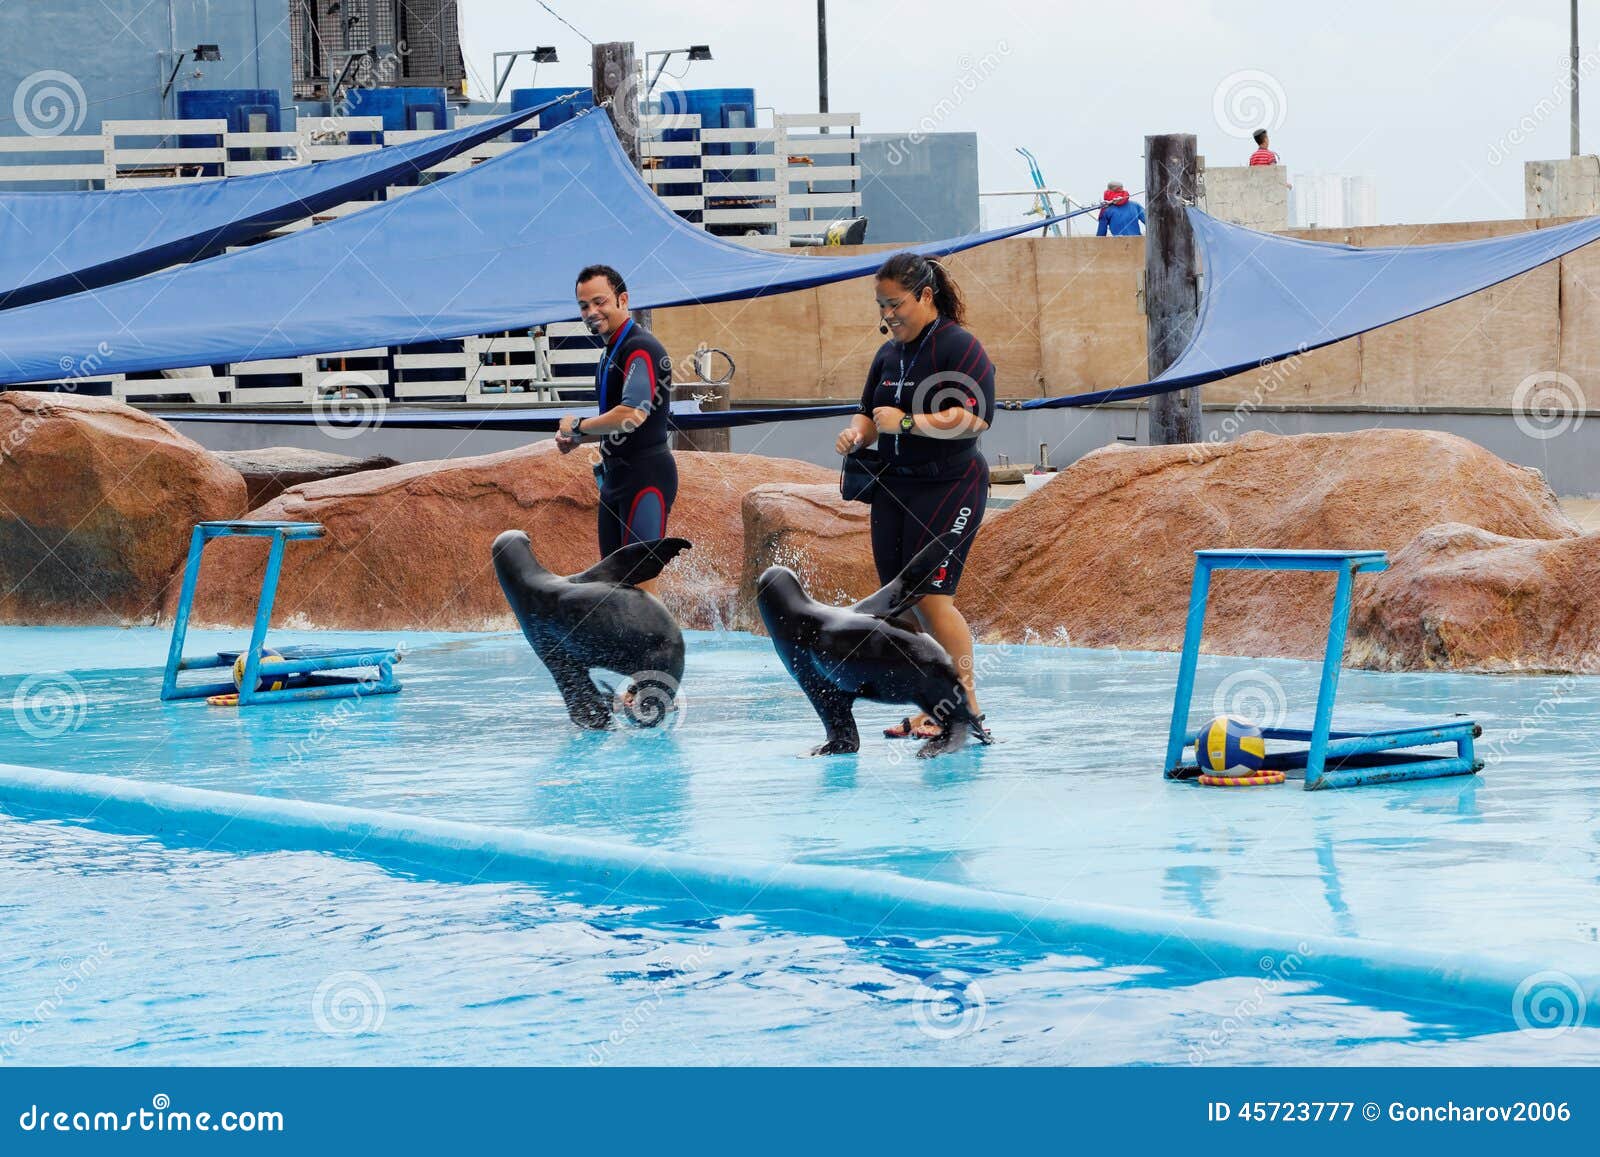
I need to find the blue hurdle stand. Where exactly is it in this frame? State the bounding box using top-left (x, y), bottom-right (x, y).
top-left (161, 521), bottom-right (402, 706)
top-left (1163, 549), bottom-right (1482, 790)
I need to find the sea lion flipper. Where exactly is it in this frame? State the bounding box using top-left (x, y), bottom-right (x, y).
top-left (572, 538), bottom-right (693, 587)
top-left (795, 659), bottom-right (860, 756)
top-left (849, 531), bottom-right (965, 620)
top-left (548, 657), bottom-right (614, 729)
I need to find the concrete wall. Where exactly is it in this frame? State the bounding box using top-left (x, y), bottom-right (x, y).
top-left (652, 217), bottom-right (1600, 414)
top-left (1200, 163), bottom-right (1290, 231)
top-left (0, 0), bottom-right (293, 134)
top-left (1525, 155), bottom-right (1600, 218)
top-left (857, 133), bottom-right (980, 243)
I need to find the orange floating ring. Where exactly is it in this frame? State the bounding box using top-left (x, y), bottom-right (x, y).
top-left (1197, 770), bottom-right (1285, 787)
top-left (205, 693), bottom-right (241, 707)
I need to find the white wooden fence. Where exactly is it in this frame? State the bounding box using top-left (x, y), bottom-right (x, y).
top-left (2, 106), bottom-right (859, 404)
top-left (641, 111), bottom-right (861, 249)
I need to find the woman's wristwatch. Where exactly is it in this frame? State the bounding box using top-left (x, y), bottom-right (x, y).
top-left (572, 416), bottom-right (585, 436)
top-left (899, 414), bottom-right (915, 434)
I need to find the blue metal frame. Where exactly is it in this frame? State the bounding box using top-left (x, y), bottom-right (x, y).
top-left (1164, 549), bottom-right (1482, 790)
top-left (161, 521), bottom-right (402, 706)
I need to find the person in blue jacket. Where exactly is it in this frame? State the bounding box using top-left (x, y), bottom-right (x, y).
top-left (1096, 181), bottom-right (1146, 236)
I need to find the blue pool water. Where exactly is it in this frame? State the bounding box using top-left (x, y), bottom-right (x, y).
top-left (2, 626), bottom-right (1599, 1064)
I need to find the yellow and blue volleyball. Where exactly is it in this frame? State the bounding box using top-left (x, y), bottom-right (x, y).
top-left (233, 647), bottom-right (287, 693)
top-left (1196, 715), bottom-right (1267, 773)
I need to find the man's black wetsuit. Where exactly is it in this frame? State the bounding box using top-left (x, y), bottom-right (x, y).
top-left (592, 317), bottom-right (678, 558)
top-left (857, 318), bottom-right (995, 594)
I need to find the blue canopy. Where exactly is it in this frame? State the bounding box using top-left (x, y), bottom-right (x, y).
top-left (0, 104), bottom-right (544, 312)
top-left (1011, 207), bottom-right (1600, 409)
top-left (0, 108), bottom-right (1066, 386)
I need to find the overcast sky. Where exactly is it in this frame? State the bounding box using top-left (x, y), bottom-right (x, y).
top-left (458, 0), bottom-right (1591, 228)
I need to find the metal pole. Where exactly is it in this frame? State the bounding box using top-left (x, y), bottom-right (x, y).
top-left (1573, 0), bottom-right (1581, 157)
top-left (818, 0), bottom-right (830, 132)
top-left (1144, 133), bottom-right (1203, 445)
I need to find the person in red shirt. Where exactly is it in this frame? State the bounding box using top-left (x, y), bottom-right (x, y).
top-left (1248, 128), bottom-right (1279, 166)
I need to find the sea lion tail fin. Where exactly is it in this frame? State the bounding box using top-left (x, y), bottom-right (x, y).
top-left (850, 531), bottom-right (964, 620)
top-left (572, 538), bottom-right (693, 587)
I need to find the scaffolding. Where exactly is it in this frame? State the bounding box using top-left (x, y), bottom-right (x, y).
top-left (291, 1), bottom-right (465, 100)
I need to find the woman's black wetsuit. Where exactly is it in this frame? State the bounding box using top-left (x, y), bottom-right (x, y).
top-left (857, 318), bottom-right (995, 593)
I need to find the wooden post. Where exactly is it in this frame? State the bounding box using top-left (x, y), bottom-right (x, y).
top-left (671, 380), bottom-right (731, 453)
top-left (592, 40), bottom-right (649, 335)
top-left (1144, 133), bottom-right (1203, 445)
top-left (817, 0), bottom-right (830, 133)
top-left (592, 41), bottom-right (641, 167)
top-left (591, 41), bottom-right (664, 381)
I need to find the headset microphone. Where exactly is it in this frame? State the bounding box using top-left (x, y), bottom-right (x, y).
top-left (879, 323), bottom-right (889, 334)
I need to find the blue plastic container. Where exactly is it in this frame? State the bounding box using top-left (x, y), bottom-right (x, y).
top-left (341, 87), bottom-right (409, 140)
top-left (401, 87), bottom-right (449, 132)
top-left (677, 88), bottom-right (757, 185)
top-left (511, 88), bottom-right (593, 141)
top-left (178, 89), bottom-right (282, 133)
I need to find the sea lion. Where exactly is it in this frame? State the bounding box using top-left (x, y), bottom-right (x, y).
top-left (492, 530), bottom-right (690, 728)
top-left (756, 533), bottom-right (991, 758)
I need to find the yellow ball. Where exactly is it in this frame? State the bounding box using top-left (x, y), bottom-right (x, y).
top-left (233, 647), bottom-right (287, 693)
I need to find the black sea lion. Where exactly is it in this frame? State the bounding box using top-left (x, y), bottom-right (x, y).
top-left (755, 533), bottom-right (993, 758)
top-left (492, 530), bottom-right (691, 729)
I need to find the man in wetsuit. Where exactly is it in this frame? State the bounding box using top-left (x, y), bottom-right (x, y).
top-left (557, 264), bottom-right (678, 597)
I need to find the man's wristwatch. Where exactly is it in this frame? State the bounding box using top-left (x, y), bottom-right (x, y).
top-left (899, 414), bottom-right (916, 434)
top-left (572, 416), bottom-right (585, 437)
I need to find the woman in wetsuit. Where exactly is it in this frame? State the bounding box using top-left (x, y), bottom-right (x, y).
top-left (833, 252), bottom-right (994, 740)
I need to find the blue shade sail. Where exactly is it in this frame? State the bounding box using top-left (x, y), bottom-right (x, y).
top-left (0, 104), bottom-right (547, 311)
top-left (0, 109), bottom-right (1067, 386)
top-left (1010, 207), bottom-right (1600, 409)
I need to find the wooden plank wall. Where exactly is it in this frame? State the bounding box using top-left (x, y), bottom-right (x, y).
top-left (654, 219), bottom-right (1599, 409)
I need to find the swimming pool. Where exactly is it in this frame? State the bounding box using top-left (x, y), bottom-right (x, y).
top-left (2, 626), bottom-right (1598, 1064)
